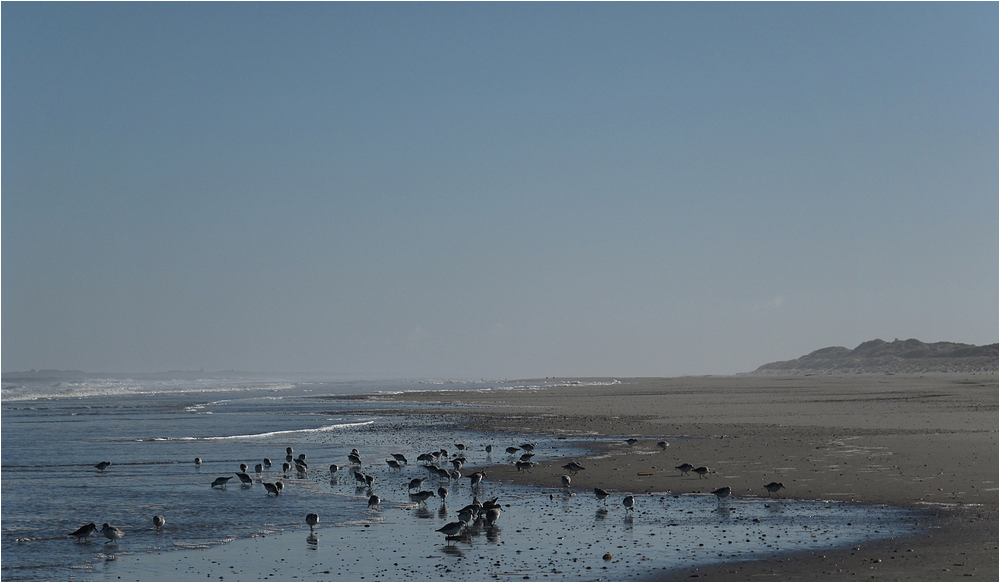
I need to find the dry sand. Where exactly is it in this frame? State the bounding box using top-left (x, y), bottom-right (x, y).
top-left (384, 374), bottom-right (998, 581)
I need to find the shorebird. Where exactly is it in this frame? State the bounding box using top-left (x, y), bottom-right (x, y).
top-left (467, 471), bottom-right (486, 488)
top-left (305, 513), bottom-right (319, 531)
top-left (764, 482), bottom-right (785, 497)
top-left (623, 495), bottom-right (635, 512)
top-left (282, 462), bottom-right (291, 475)
top-left (484, 506), bottom-right (501, 526)
top-left (368, 494), bottom-right (380, 508)
top-left (455, 443), bottom-right (466, 451)
top-left (411, 490), bottom-right (435, 504)
top-left (347, 453), bottom-right (362, 465)
top-left (625, 438), bottom-right (639, 446)
top-left (450, 459), bottom-right (464, 470)
top-left (515, 461), bottom-right (534, 472)
top-left (286, 454), bottom-right (294, 463)
top-left (274, 480), bottom-right (284, 494)
top-left (69, 523), bottom-right (98, 542)
top-left (286, 447), bottom-right (294, 455)
top-left (94, 461), bottom-right (111, 472)
top-left (194, 458), bottom-right (202, 466)
top-left (263, 482), bottom-right (280, 496)
top-left (386, 459), bottom-right (402, 470)
top-left (505, 446), bottom-right (520, 455)
top-left (657, 441), bottom-right (669, 450)
top-left (693, 466), bottom-right (711, 479)
top-left (263, 458), bottom-right (272, 468)
top-left (676, 463), bottom-right (694, 476)
top-left (329, 464), bottom-right (340, 474)
top-left (297, 453), bottom-right (306, 461)
top-left (520, 443), bottom-right (536, 451)
top-left (485, 444), bottom-right (493, 454)
top-left (365, 474), bottom-right (375, 488)
top-left (449, 469), bottom-right (461, 480)
top-left (239, 463), bottom-right (248, 473)
top-left (560, 475), bottom-right (572, 488)
top-left (594, 488), bottom-right (610, 504)
top-left (254, 463), bottom-right (263, 475)
top-left (392, 453), bottom-right (408, 464)
top-left (436, 521), bottom-right (465, 543)
top-left (353, 471), bottom-right (367, 485)
top-left (519, 453), bottom-right (535, 462)
top-left (101, 523), bottom-right (125, 544)
top-left (562, 461), bottom-right (585, 474)
top-left (211, 476), bottom-right (232, 489)
top-left (712, 486), bottom-right (732, 500)
top-left (235, 472), bottom-right (254, 487)
top-left (153, 515), bottom-right (166, 530)
top-left (408, 477), bottom-right (425, 491)
top-left (457, 506), bottom-right (475, 524)
top-left (437, 486), bottom-right (448, 501)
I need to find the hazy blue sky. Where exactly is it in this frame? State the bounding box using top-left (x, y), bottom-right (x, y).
top-left (3, 3), bottom-right (997, 378)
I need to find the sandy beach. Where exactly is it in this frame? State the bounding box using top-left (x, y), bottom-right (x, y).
top-left (382, 373), bottom-right (998, 581)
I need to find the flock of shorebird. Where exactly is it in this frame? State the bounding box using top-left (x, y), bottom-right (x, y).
top-left (72, 438), bottom-right (786, 546)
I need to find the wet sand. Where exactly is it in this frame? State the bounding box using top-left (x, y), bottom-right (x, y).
top-left (386, 374), bottom-right (999, 581)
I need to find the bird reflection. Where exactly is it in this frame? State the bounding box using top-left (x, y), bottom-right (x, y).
top-left (438, 503), bottom-right (448, 520)
top-left (595, 507), bottom-right (609, 522)
top-left (306, 533), bottom-right (318, 549)
top-left (413, 506), bottom-right (433, 519)
top-left (486, 525), bottom-right (502, 543)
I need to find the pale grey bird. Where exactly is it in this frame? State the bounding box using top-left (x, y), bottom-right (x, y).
top-left (467, 471), bottom-right (486, 488)
top-left (254, 463), bottom-right (263, 475)
top-left (561, 475), bottom-right (572, 488)
top-left (263, 482), bottom-right (280, 496)
top-left (520, 443), bottom-right (536, 451)
top-left (485, 444), bottom-right (493, 454)
top-left (657, 441), bottom-right (669, 449)
top-left (693, 466), bottom-right (711, 479)
top-left (764, 482), bottom-right (785, 497)
top-left (712, 486), bottom-right (732, 500)
top-left (411, 490), bottom-right (435, 504)
top-left (562, 461), bottom-right (585, 474)
top-left (625, 438), bottom-right (639, 446)
top-left (408, 477), bottom-right (425, 491)
top-left (392, 453), bottom-right (408, 464)
top-left (239, 463), bottom-right (248, 473)
top-left (594, 488), bottom-right (609, 504)
top-left (368, 494), bottom-right (380, 508)
top-left (484, 506), bottom-right (501, 526)
top-left (235, 472), bottom-right (253, 486)
top-left (305, 513), bottom-right (319, 530)
top-left (386, 459), bottom-right (402, 470)
top-left (329, 464), bottom-right (340, 474)
top-left (515, 461), bottom-right (534, 472)
top-left (437, 486), bottom-right (448, 501)
top-left (194, 457), bottom-right (202, 466)
top-left (676, 463), bottom-right (694, 476)
top-left (263, 458), bottom-right (272, 468)
top-left (153, 515), bottom-right (166, 530)
top-left (436, 521), bottom-right (465, 543)
top-left (623, 495), bottom-right (635, 512)
top-left (101, 523), bottom-right (125, 544)
top-left (94, 461), bottom-right (111, 472)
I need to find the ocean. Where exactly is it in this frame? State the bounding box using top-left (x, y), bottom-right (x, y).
top-left (1, 373), bottom-right (922, 581)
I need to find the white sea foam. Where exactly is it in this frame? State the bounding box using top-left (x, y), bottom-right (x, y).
top-left (199, 420), bottom-right (376, 440)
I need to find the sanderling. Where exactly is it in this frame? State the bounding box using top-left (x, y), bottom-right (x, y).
top-left (467, 471), bottom-right (486, 488)
top-left (436, 521), bottom-right (465, 543)
top-left (485, 444), bottom-right (493, 454)
top-left (211, 476), bottom-right (232, 489)
top-left (368, 494), bottom-right (380, 508)
top-left (153, 515), bottom-right (166, 530)
top-left (455, 443), bottom-right (466, 451)
top-left (519, 453), bottom-right (535, 462)
top-left (263, 482), bottom-right (280, 496)
top-left (594, 488), bottom-right (610, 504)
top-left (94, 461), bottom-right (111, 472)
top-left (386, 459), bottom-right (402, 470)
top-left (561, 475), bottom-right (572, 488)
top-left (286, 447), bottom-right (294, 455)
top-left (505, 446), bottom-right (520, 455)
top-left (194, 458), bottom-right (202, 466)
top-left (657, 441), bottom-right (669, 449)
top-left (305, 513), bottom-right (319, 530)
top-left (520, 443), bottom-right (536, 451)
top-left (515, 461), bottom-right (534, 472)
top-left (263, 458), bottom-right (272, 468)
top-left (408, 477), bottom-right (425, 491)
top-left (693, 466), bottom-right (711, 479)
top-left (69, 523), bottom-right (98, 542)
top-left (437, 486), bottom-right (448, 500)
top-left (411, 490), bottom-right (435, 504)
top-left (711, 486), bottom-right (732, 500)
top-left (764, 482), bottom-right (785, 497)
top-left (484, 506), bottom-right (501, 526)
top-left (392, 453), bottom-right (408, 464)
top-left (347, 453), bottom-right (362, 465)
top-left (254, 463), bottom-right (263, 475)
top-left (562, 461), bottom-right (585, 474)
top-left (623, 495), bottom-right (635, 512)
top-left (239, 463), bottom-right (248, 473)
top-left (329, 464), bottom-right (340, 474)
top-left (235, 472), bottom-right (253, 487)
top-left (625, 438), bottom-right (639, 446)
top-left (676, 463), bottom-right (694, 476)
top-left (100, 523), bottom-right (125, 544)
